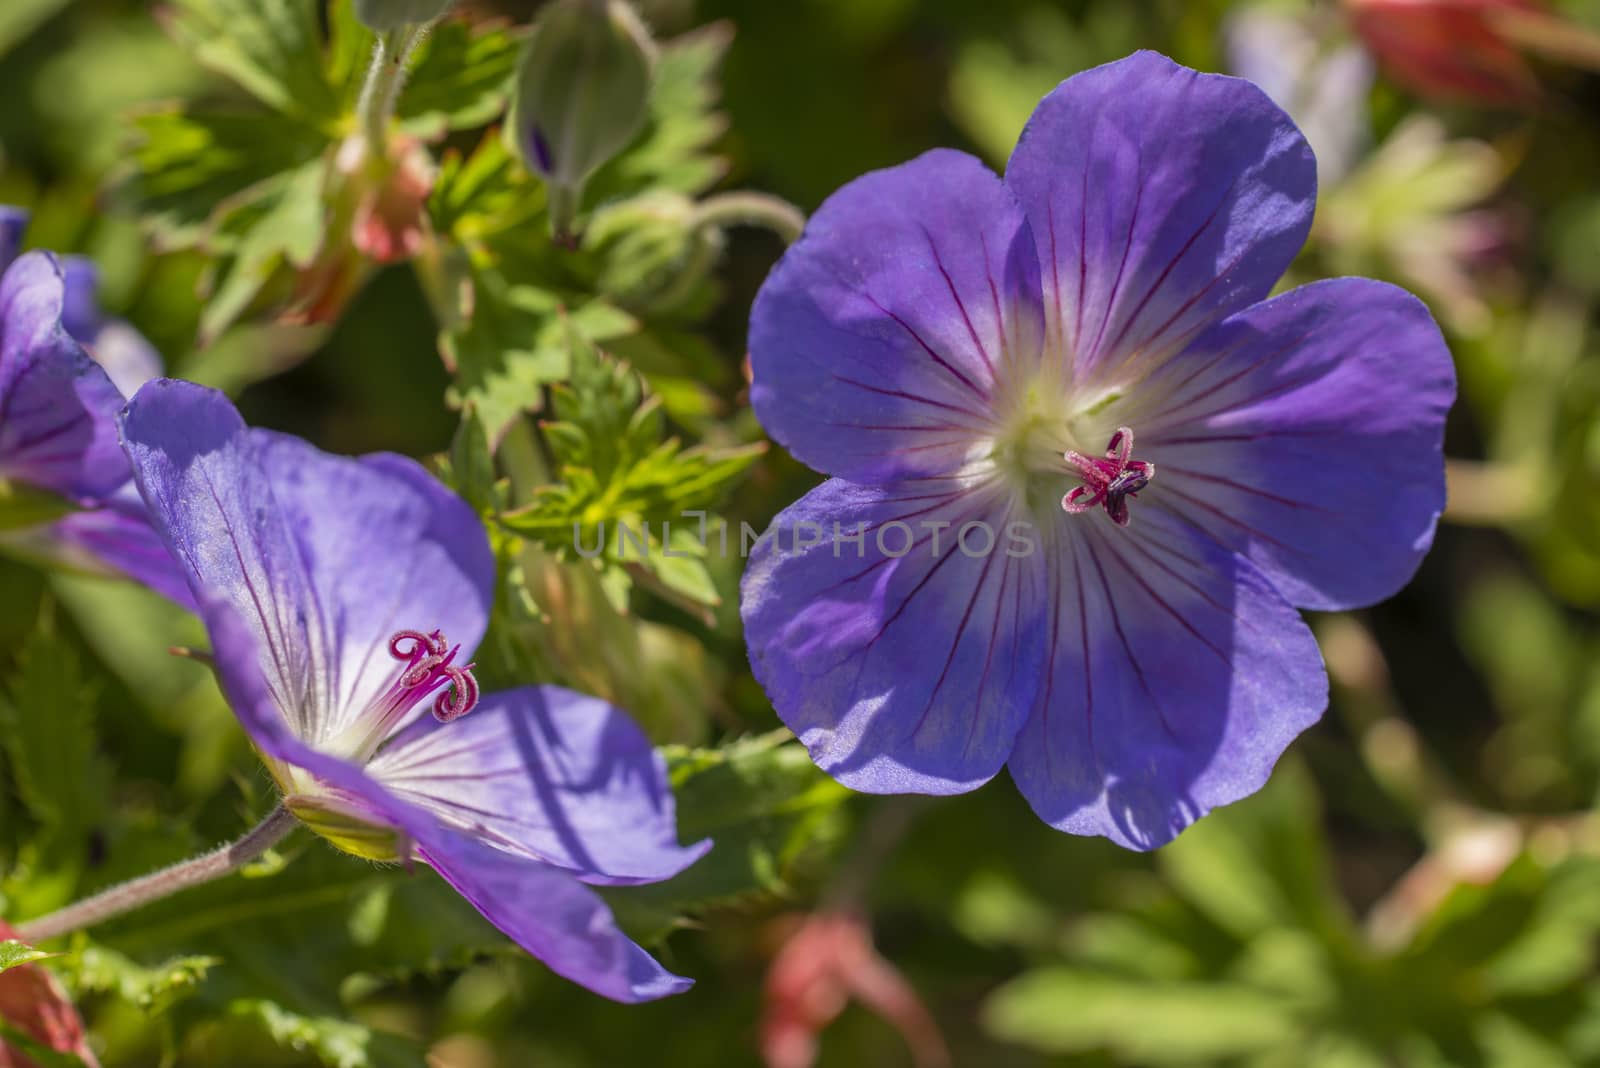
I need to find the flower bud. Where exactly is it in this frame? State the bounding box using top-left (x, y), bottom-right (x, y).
top-left (510, 0), bottom-right (657, 240)
top-left (353, 0), bottom-right (455, 32)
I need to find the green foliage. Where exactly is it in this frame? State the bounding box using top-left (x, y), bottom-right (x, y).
top-left (440, 269), bottom-right (635, 440)
top-left (0, 941), bottom-right (55, 973)
top-left (0, 621), bottom-right (109, 851)
top-left (65, 947), bottom-right (222, 1017)
top-left (214, 1000), bottom-right (418, 1068)
top-left (0, 1026), bottom-right (88, 1068)
top-left (981, 766), bottom-right (1600, 1067)
top-left (0, 0), bottom-right (72, 57)
top-left (986, 969), bottom-right (1300, 1062)
top-left (606, 733), bottom-right (852, 940)
top-left (7, 1), bottom-right (1600, 1065)
top-left (398, 20), bottom-right (523, 137)
top-left (497, 327), bottom-right (761, 611)
top-left (164, 0), bottom-right (341, 124)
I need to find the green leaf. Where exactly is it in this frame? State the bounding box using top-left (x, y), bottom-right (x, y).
top-left (0, 623), bottom-right (109, 845)
top-left (441, 278), bottom-right (571, 439)
top-left (197, 157), bottom-right (328, 341)
top-left (164, 0), bottom-right (340, 124)
top-left (212, 1000), bottom-right (420, 1068)
top-left (0, 1023), bottom-right (88, 1068)
top-left (983, 968), bottom-right (1299, 1063)
top-left (399, 22), bottom-right (523, 137)
top-left (444, 406), bottom-right (497, 514)
top-left (484, 546), bottom-right (722, 742)
top-left (1479, 854), bottom-right (1600, 996)
top-left (122, 108), bottom-right (328, 248)
top-left (495, 329), bottom-right (762, 609)
top-left (1158, 760), bottom-right (1349, 943)
top-left (604, 733), bottom-right (852, 941)
top-left (50, 572), bottom-right (245, 801)
top-left (428, 133), bottom-right (540, 241)
top-left (0, 941), bottom-right (55, 972)
top-left (64, 945), bottom-right (221, 1017)
top-left (0, 0), bottom-right (70, 57)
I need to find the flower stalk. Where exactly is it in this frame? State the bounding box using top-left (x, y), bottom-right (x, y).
top-left (356, 26), bottom-right (428, 152)
top-left (691, 192), bottom-right (807, 245)
top-left (14, 806), bottom-right (297, 944)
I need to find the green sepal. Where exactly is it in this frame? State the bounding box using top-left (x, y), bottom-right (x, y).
top-left (284, 796), bottom-right (405, 863)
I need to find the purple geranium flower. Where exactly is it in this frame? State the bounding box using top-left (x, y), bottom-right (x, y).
top-left (740, 52), bottom-right (1455, 850)
top-left (0, 208), bottom-right (188, 605)
top-left (119, 379), bottom-right (709, 1002)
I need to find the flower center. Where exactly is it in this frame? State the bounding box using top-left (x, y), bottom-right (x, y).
top-left (1060, 426), bottom-right (1155, 528)
top-left (312, 627), bottom-right (481, 767)
top-left (383, 628), bottom-right (480, 724)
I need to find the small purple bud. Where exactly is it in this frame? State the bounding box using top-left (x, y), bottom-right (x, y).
top-left (510, 0), bottom-right (657, 240)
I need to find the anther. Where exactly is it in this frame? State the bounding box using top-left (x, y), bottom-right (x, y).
top-left (1061, 426), bottom-right (1155, 527)
top-left (386, 628), bottom-right (480, 724)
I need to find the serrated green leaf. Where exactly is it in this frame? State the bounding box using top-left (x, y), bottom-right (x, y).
top-left (0, 941), bottom-right (55, 972)
top-left (122, 108), bottom-right (328, 248)
top-left (164, 0), bottom-right (340, 124)
top-left (0, 623), bottom-right (108, 845)
top-left (399, 22), bottom-right (522, 137)
top-left (198, 157), bottom-right (328, 340)
top-left (64, 945), bottom-right (220, 1017)
top-left (441, 278), bottom-right (569, 439)
top-left (492, 329), bottom-right (760, 610)
top-left (442, 272), bottom-right (636, 440)
top-left (604, 733), bottom-right (851, 941)
top-left (219, 999), bottom-right (419, 1068)
top-left (428, 133), bottom-right (540, 240)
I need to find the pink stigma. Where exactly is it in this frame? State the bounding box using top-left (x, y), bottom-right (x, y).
top-left (386, 628), bottom-right (480, 723)
top-left (1061, 426), bottom-right (1155, 528)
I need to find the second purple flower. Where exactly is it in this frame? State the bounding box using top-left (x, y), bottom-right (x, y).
top-left (741, 51), bottom-right (1456, 850)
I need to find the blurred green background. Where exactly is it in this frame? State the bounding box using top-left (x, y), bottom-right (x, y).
top-left (6, 0), bottom-right (1600, 1065)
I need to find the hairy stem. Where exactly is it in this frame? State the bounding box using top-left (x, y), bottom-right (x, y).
top-left (15, 806), bottom-right (298, 943)
top-left (691, 191), bottom-right (807, 245)
top-left (356, 25), bottom-right (428, 150)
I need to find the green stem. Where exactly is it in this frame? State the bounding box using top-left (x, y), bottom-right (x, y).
top-left (15, 806), bottom-right (297, 944)
top-left (356, 25), bottom-right (428, 150)
top-left (691, 191), bottom-right (807, 245)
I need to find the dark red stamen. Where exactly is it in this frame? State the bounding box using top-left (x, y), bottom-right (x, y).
top-left (386, 628), bottom-right (480, 723)
top-left (1061, 426), bottom-right (1155, 528)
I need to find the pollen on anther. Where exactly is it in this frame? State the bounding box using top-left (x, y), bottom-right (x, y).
top-left (1061, 426), bottom-right (1155, 528)
top-left (385, 628), bottom-right (481, 724)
